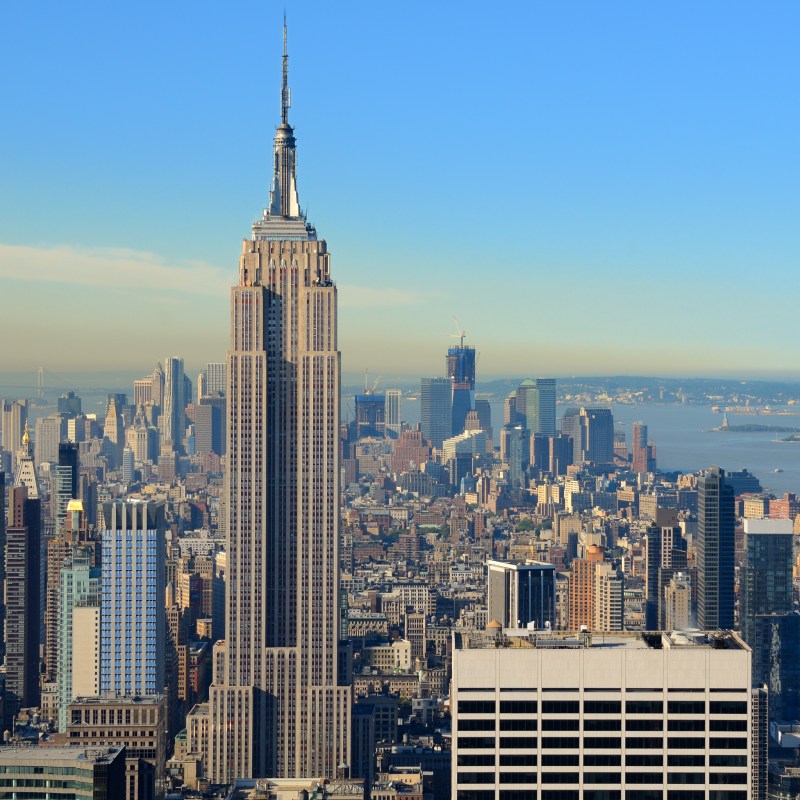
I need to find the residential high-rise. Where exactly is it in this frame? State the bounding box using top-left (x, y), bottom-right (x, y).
top-left (567, 545), bottom-right (605, 630)
top-left (664, 572), bottom-right (692, 630)
top-left (505, 423), bottom-right (529, 488)
top-left (5, 484), bottom-right (42, 722)
top-left (697, 466), bottom-right (735, 630)
top-left (207, 23), bottom-right (350, 782)
top-left (57, 542), bottom-right (100, 732)
top-left (420, 377), bottom-right (452, 449)
top-left (100, 499), bottom-right (166, 697)
top-left (487, 559), bottom-right (556, 630)
top-left (644, 508), bottom-right (688, 630)
top-left (44, 444), bottom-right (83, 683)
top-left (160, 356), bottom-right (186, 453)
top-left (121, 446), bottom-right (134, 482)
top-left (593, 561), bottom-right (624, 631)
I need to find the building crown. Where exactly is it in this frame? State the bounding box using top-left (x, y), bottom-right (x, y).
top-left (252, 17), bottom-right (316, 242)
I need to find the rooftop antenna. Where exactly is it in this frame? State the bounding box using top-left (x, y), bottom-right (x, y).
top-left (281, 12), bottom-right (291, 125)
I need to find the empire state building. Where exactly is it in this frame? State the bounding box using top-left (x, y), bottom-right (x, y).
top-left (208, 24), bottom-right (350, 782)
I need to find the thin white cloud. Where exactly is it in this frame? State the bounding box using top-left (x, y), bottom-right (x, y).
top-left (0, 244), bottom-right (424, 309)
top-left (0, 243), bottom-right (230, 297)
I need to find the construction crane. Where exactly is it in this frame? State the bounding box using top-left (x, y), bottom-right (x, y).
top-left (363, 369), bottom-right (382, 395)
top-left (451, 315), bottom-right (466, 347)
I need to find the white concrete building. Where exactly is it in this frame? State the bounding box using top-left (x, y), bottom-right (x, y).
top-left (452, 628), bottom-right (752, 799)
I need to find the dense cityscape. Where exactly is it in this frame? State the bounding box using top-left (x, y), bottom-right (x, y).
top-left (2, 12), bottom-right (800, 800)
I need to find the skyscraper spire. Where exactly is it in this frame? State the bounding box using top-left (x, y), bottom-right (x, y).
top-left (256, 14), bottom-right (312, 237)
top-left (281, 13), bottom-right (291, 125)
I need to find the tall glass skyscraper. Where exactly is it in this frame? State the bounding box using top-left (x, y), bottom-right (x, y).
top-left (421, 377), bottom-right (452, 449)
top-left (207, 22), bottom-right (350, 782)
top-left (740, 518), bottom-right (800, 721)
top-left (159, 356), bottom-right (186, 453)
top-left (447, 345), bottom-right (475, 436)
top-left (100, 500), bottom-right (165, 697)
top-left (696, 466), bottom-right (735, 630)
top-left (516, 377), bottom-right (556, 436)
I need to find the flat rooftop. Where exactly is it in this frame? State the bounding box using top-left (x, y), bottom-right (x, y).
top-left (71, 693), bottom-right (165, 705)
top-left (454, 629), bottom-right (748, 652)
top-left (0, 745), bottom-right (122, 765)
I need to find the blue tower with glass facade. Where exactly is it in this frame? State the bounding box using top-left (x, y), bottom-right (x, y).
top-left (100, 500), bottom-right (165, 696)
top-left (447, 345), bottom-right (476, 436)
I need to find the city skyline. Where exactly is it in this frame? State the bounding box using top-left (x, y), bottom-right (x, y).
top-left (1, 2), bottom-right (799, 378)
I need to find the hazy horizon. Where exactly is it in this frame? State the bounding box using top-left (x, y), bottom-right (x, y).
top-left (2, 369), bottom-right (799, 397)
top-left (1, 2), bottom-right (798, 376)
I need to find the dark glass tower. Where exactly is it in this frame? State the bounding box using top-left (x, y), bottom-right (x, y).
top-left (487, 559), bottom-right (556, 630)
top-left (696, 466), bottom-right (735, 630)
top-left (447, 345), bottom-right (475, 436)
top-left (4, 486), bottom-right (41, 724)
top-left (740, 518), bottom-right (799, 721)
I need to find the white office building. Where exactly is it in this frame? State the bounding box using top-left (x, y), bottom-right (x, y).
top-left (452, 628), bottom-right (753, 800)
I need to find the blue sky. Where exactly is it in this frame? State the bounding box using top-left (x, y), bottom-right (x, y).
top-left (1, 1), bottom-right (798, 379)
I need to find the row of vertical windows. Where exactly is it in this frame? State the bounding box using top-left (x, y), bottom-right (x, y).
top-left (454, 791), bottom-right (749, 800)
top-left (459, 699), bottom-right (747, 715)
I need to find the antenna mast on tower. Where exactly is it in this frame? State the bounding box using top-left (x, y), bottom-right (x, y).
top-left (281, 14), bottom-right (291, 124)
